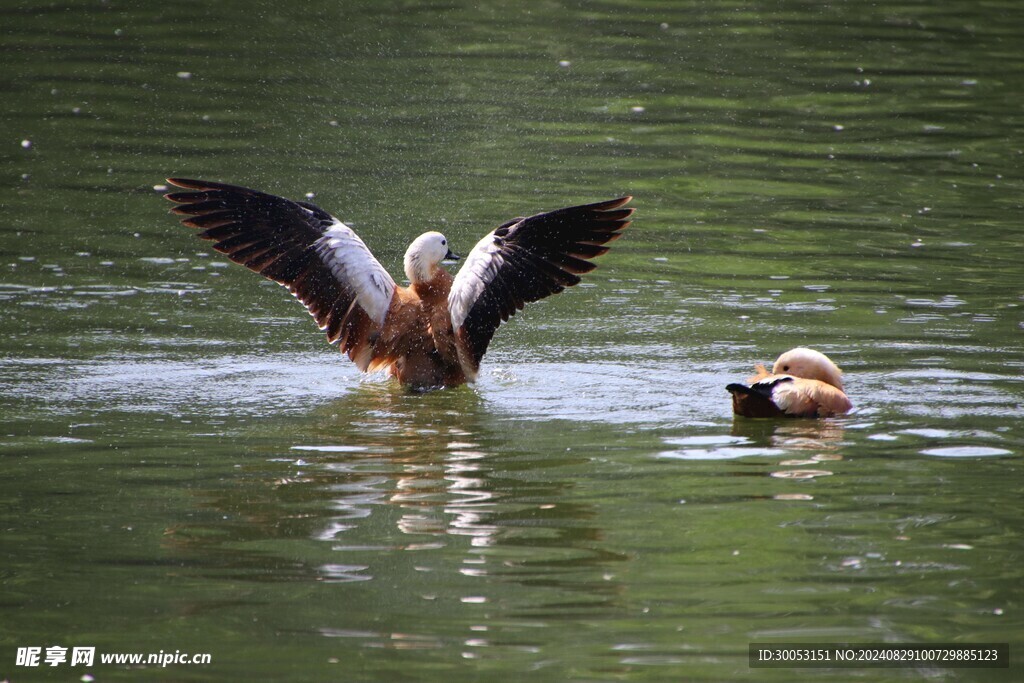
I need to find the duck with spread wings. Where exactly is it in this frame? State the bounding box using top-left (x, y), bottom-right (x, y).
top-left (164, 178), bottom-right (633, 389)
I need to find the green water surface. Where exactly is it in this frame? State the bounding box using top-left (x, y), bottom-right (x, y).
top-left (2, 1), bottom-right (1022, 681)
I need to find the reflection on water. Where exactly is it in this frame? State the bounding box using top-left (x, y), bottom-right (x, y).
top-left (660, 415), bottom-right (847, 460)
top-left (661, 419), bottom-right (849, 491)
top-left (154, 381), bottom-right (629, 628)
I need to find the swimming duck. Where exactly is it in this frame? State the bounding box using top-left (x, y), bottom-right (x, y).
top-left (164, 178), bottom-right (633, 389)
top-left (726, 347), bottom-right (852, 417)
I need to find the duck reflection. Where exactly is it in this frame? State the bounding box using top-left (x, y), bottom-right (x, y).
top-left (730, 415), bottom-right (847, 454)
top-left (302, 382), bottom-right (505, 550)
top-left (729, 417), bottom-right (847, 486)
top-left (162, 379), bottom-right (627, 610)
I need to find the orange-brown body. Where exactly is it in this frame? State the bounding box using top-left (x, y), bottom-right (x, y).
top-left (727, 349), bottom-right (853, 418)
top-left (374, 270), bottom-right (467, 388)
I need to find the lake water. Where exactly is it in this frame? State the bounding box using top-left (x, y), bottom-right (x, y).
top-left (2, 1), bottom-right (1022, 680)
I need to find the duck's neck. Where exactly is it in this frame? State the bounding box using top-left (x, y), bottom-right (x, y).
top-left (411, 267), bottom-right (453, 302)
top-left (404, 249), bottom-right (436, 284)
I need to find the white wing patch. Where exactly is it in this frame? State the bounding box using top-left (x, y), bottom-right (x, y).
top-left (314, 219), bottom-right (396, 326)
top-left (766, 376), bottom-right (822, 416)
top-left (747, 375), bottom-right (795, 411)
top-left (449, 231), bottom-right (504, 331)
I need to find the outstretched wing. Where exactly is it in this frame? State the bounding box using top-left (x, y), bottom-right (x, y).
top-left (448, 196), bottom-right (633, 378)
top-left (164, 178), bottom-right (396, 370)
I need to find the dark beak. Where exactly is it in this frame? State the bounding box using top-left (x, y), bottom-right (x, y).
top-left (444, 249), bottom-right (461, 261)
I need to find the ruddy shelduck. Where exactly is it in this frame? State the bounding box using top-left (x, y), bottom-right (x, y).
top-left (726, 347), bottom-right (853, 418)
top-left (164, 178), bottom-right (633, 389)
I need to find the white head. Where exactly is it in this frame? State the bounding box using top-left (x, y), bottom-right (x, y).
top-left (403, 231), bottom-right (456, 283)
top-left (772, 347), bottom-right (845, 390)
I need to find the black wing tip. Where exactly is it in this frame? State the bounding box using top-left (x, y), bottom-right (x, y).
top-left (164, 177), bottom-right (264, 200)
top-left (574, 195), bottom-right (633, 215)
top-left (580, 196), bottom-right (635, 233)
top-left (601, 196), bottom-right (634, 214)
top-left (535, 195), bottom-right (634, 218)
top-left (165, 177), bottom-right (209, 190)
top-left (728, 376), bottom-right (793, 398)
top-left (163, 178), bottom-right (225, 206)
top-left (594, 195), bottom-right (632, 209)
